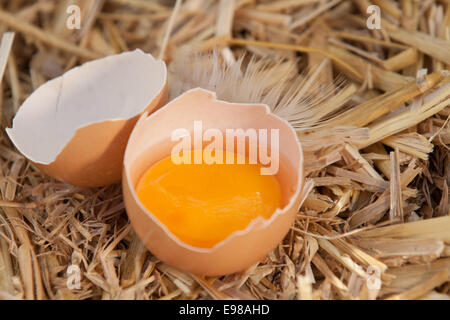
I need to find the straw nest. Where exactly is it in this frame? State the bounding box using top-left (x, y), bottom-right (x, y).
top-left (0, 0), bottom-right (449, 300)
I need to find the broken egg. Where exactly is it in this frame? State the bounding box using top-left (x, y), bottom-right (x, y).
top-left (6, 49), bottom-right (167, 187)
top-left (122, 88), bottom-right (304, 275)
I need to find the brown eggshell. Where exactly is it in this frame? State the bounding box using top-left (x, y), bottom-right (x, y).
top-left (123, 88), bottom-right (304, 276)
top-left (35, 84), bottom-right (167, 187)
top-left (7, 50), bottom-right (167, 187)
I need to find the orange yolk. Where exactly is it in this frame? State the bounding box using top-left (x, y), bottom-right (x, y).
top-left (136, 150), bottom-right (282, 248)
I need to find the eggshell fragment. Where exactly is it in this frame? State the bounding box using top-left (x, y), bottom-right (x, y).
top-left (123, 88), bottom-right (304, 276)
top-left (6, 49), bottom-right (167, 187)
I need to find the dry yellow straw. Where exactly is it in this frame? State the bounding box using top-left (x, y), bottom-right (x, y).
top-left (0, 9), bottom-right (100, 60)
top-left (228, 37), bottom-right (363, 79)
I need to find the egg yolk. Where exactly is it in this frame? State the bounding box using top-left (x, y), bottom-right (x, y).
top-left (136, 150), bottom-right (282, 248)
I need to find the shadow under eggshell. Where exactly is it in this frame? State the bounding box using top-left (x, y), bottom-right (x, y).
top-left (122, 88), bottom-right (304, 276)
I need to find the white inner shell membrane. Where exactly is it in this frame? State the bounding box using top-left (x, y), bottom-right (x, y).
top-left (6, 49), bottom-right (167, 164)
